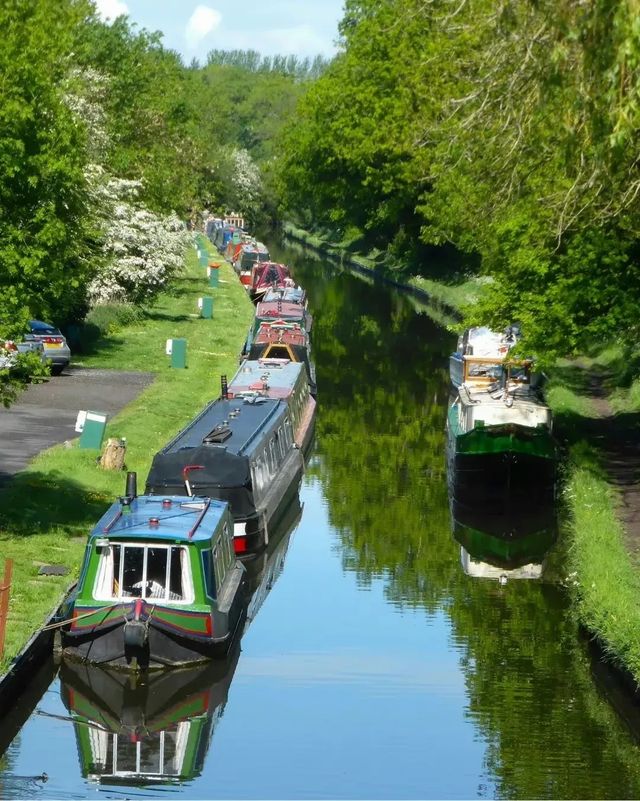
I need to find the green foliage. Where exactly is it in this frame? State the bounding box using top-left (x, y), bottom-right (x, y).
top-left (275, 0), bottom-right (640, 362)
top-left (0, 352), bottom-right (49, 408)
top-left (0, 0), bottom-right (94, 339)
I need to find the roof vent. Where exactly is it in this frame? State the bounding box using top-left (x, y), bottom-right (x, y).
top-left (203, 424), bottom-right (232, 444)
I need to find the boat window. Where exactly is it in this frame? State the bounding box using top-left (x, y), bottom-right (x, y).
top-left (213, 544), bottom-right (224, 590)
top-left (283, 416), bottom-right (293, 447)
top-left (201, 549), bottom-right (216, 599)
top-left (93, 543), bottom-right (194, 604)
top-left (467, 362), bottom-right (503, 380)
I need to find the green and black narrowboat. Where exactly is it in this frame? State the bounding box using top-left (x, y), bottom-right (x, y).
top-left (61, 478), bottom-right (245, 670)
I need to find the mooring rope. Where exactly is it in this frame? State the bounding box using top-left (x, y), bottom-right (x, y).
top-left (41, 603), bottom-right (122, 631)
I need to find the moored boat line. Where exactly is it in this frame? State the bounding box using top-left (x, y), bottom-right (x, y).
top-left (57, 221), bottom-right (317, 673)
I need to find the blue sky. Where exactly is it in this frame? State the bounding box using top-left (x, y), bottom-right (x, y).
top-left (95, 0), bottom-right (345, 62)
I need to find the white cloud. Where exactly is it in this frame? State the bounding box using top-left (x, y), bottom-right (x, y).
top-left (185, 5), bottom-right (222, 50)
top-left (94, 0), bottom-right (129, 22)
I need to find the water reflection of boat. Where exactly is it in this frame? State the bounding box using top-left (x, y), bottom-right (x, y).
top-left (452, 501), bottom-right (557, 580)
top-left (59, 648), bottom-right (239, 786)
top-left (243, 495), bottom-right (302, 629)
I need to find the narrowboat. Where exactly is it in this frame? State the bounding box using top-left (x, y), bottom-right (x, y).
top-left (227, 358), bottom-right (316, 453)
top-left (146, 391), bottom-right (304, 555)
top-left (244, 320), bottom-right (317, 396)
top-left (214, 225), bottom-right (239, 253)
top-left (59, 648), bottom-right (239, 785)
top-left (61, 477), bottom-right (246, 671)
top-left (244, 261), bottom-right (290, 300)
top-left (447, 357), bottom-right (557, 513)
top-left (450, 325), bottom-right (521, 388)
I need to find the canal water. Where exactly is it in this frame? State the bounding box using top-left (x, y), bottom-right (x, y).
top-left (2, 238), bottom-right (640, 799)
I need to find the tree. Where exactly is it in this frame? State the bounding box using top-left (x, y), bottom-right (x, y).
top-left (0, 0), bottom-right (94, 339)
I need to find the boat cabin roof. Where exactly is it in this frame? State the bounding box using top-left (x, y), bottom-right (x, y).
top-left (256, 301), bottom-right (306, 320)
top-left (228, 359), bottom-right (304, 399)
top-left (159, 395), bottom-right (288, 459)
top-left (254, 322), bottom-right (308, 347)
top-left (89, 495), bottom-right (229, 544)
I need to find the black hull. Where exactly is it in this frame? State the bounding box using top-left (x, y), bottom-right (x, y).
top-left (62, 609), bottom-right (244, 671)
top-left (450, 451), bottom-right (556, 509)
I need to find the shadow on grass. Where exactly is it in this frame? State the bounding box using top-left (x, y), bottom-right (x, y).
top-left (143, 310), bottom-right (192, 323)
top-left (0, 470), bottom-right (111, 539)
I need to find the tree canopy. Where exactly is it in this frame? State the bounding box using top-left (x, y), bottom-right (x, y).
top-left (275, 0), bottom-right (640, 360)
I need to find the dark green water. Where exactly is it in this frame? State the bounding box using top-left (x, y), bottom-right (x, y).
top-left (2, 238), bottom-right (640, 799)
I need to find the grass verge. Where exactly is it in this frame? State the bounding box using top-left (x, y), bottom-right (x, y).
top-left (548, 353), bottom-right (640, 683)
top-left (0, 243), bottom-right (253, 673)
top-left (563, 443), bottom-right (640, 679)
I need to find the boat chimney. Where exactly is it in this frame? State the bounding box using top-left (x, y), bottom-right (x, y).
top-left (221, 374), bottom-right (228, 400)
top-left (125, 471), bottom-right (137, 500)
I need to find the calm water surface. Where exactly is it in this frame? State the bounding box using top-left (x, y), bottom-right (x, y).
top-left (2, 239), bottom-right (640, 799)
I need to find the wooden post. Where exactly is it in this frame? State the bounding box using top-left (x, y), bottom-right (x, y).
top-left (0, 558), bottom-right (14, 660)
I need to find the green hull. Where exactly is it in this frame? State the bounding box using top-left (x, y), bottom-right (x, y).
top-left (448, 405), bottom-right (557, 461)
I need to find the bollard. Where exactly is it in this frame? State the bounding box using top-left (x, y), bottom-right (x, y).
top-left (77, 410), bottom-right (108, 449)
top-left (200, 297), bottom-right (214, 319)
top-left (168, 338), bottom-right (187, 369)
top-left (208, 263), bottom-right (220, 288)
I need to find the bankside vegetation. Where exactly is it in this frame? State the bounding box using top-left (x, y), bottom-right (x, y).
top-left (275, 0), bottom-right (640, 363)
top-left (0, 0), bottom-right (323, 405)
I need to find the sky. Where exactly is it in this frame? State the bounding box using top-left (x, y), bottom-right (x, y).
top-left (94, 0), bottom-right (345, 62)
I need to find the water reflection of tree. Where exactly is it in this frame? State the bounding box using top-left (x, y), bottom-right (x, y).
top-left (289, 252), bottom-right (640, 799)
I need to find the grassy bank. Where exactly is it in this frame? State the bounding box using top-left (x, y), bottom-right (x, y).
top-left (0, 243), bottom-right (253, 672)
top-left (282, 221), bottom-right (484, 320)
top-left (548, 350), bottom-right (640, 682)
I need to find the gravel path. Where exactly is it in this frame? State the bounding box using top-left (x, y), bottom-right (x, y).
top-left (0, 367), bottom-right (154, 486)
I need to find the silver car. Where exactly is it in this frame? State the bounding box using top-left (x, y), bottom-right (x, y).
top-left (27, 320), bottom-right (71, 374)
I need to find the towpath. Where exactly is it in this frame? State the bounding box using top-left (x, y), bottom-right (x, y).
top-left (581, 370), bottom-right (640, 562)
top-left (0, 367), bottom-right (153, 486)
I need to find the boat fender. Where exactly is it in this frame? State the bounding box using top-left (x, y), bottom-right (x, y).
top-left (124, 619), bottom-right (148, 649)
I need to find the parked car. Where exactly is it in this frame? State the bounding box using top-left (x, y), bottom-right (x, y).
top-left (27, 320), bottom-right (71, 374)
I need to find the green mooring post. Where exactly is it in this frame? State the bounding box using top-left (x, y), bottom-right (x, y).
top-left (208, 264), bottom-right (219, 288)
top-left (200, 297), bottom-right (214, 319)
top-left (170, 338), bottom-right (187, 369)
top-left (79, 411), bottom-right (108, 450)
